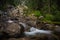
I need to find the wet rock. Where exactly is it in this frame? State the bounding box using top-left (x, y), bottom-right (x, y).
top-left (54, 25), bottom-right (60, 32)
top-left (8, 37), bottom-right (30, 40)
top-left (8, 38), bottom-right (18, 40)
top-left (3, 21), bottom-right (24, 37)
top-left (0, 10), bottom-right (3, 14)
top-left (6, 8), bottom-right (19, 18)
top-left (26, 21), bottom-right (36, 27)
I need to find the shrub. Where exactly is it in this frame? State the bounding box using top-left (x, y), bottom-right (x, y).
top-left (44, 14), bottom-right (54, 22)
top-left (33, 10), bottom-right (42, 17)
top-left (53, 11), bottom-right (60, 22)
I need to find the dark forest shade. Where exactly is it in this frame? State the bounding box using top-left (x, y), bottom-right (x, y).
top-left (57, 0), bottom-right (60, 10)
top-left (0, 0), bottom-right (21, 10)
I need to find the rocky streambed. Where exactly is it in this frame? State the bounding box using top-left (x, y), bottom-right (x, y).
top-left (0, 5), bottom-right (60, 40)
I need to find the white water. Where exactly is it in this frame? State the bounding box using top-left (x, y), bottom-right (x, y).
top-left (7, 20), bottom-right (14, 23)
top-left (24, 27), bottom-right (52, 37)
top-left (19, 22), bottom-right (27, 28)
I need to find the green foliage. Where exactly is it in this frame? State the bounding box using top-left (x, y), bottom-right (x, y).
top-left (53, 11), bottom-right (60, 22)
top-left (0, 0), bottom-right (60, 23)
top-left (26, 0), bottom-right (41, 10)
top-left (8, 0), bottom-right (21, 6)
top-left (43, 14), bottom-right (54, 22)
top-left (33, 10), bottom-right (42, 17)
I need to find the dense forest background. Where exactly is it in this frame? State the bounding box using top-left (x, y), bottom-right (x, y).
top-left (0, 0), bottom-right (60, 23)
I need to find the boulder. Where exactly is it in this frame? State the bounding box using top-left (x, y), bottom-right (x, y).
top-left (3, 21), bottom-right (24, 37)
